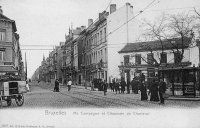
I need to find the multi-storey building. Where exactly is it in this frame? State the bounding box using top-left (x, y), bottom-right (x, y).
top-left (56, 42), bottom-right (64, 83)
top-left (82, 11), bottom-right (108, 83)
top-left (62, 27), bottom-right (82, 84)
top-left (118, 38), bottom-right (200, 97)
top-left (0, 6), bottom-right (24, 78)
top-left (81, 3), bottom-right (141, 83)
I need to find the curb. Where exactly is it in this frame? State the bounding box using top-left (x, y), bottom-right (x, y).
top-left (166, 97), bottom-right (200, 101)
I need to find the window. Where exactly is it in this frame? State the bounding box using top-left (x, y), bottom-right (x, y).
top-left (0, 31), bottom-right (5, 41)
top-left (97, 33), bottom-right (99, 44)
top-left (147, 53), bottom-right (154, 64)
top-left (104, 28), bottom-right (106, 41)
top-left (95, 34), bottom-right (97, 45)
top-left (124, 55), bottom-right (130, 65)
top-left (104, 48), bottom-right (107, 62)
top-left (160, 52), bottom-right (167, 63)
top-left (0, 51), bottom-right (5, 61)
top-left (174, 51), bottom-right (181, 64)
top-left (135, 54), bottom-right (141, 65)
top-left (100, 31), bottom-right (102, 43)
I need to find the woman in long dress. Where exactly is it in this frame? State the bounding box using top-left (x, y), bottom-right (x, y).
top-left (140, 81), bottom-right (148, 101)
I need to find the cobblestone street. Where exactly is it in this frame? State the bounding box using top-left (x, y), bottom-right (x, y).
top-left (1, 82), bottom-right (200, 109)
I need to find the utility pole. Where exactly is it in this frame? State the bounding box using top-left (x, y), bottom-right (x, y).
top-left (25, 52), bottom-right (27, 81)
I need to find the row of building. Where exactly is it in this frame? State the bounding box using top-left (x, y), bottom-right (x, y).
top-left (0, 6), bottom-right (25, 79)
top-left (32, 3), bottom-right (140, 85)
top-left (32, 3), bottom-right (200, 97)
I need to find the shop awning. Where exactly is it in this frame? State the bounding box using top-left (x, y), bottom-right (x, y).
top-left (0, 66), bottom-right (17, 73)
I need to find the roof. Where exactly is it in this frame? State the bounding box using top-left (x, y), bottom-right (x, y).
top-left (119, 38), bottom-right (192, 53)
top-left (0, 13), bottom-right (17, 32)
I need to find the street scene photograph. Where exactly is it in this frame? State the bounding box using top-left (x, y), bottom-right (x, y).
top-left (0, 0), bottom-right (200, 127)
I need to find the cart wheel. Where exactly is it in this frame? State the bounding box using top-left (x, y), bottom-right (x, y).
top-left (7, 99), bottom-right (12, 106)
top-left (15, 94), bottom-right (24, 106)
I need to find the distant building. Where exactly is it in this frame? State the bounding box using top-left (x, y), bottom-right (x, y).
top-left (61, 27), bottom-right (82, 84)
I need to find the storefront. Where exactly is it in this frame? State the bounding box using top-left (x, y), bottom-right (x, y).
top-left (159, 66), bottom-right (200, 97)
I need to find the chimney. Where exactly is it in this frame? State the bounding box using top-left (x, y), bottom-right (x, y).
top-left (99, 13), bottom-right (102, 19)
top-left (110, 4), bottom-right (116, 14)
top-left (126, 2), bottom-right (131, 6)
top-left (0, 6), bottom-right (3, 14)
top-left (88, 19), bottom-right (93, 27)
top-left (81, 26), bottom-right (86, 30)
top-left (130, 5), bottom-right (133, 13)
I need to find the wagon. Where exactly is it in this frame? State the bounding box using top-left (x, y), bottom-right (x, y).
top-left (0, 81), bottom-right (27, 107)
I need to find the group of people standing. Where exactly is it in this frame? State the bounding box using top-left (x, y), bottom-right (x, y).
top-left (53, 75), bottom-right (167, 104)
top-left (110, 77), bottom-right (167, 104)
top-left (110, 79), bottom-right (127, 94)
top-left (139, 78), bottom-right (167, 104)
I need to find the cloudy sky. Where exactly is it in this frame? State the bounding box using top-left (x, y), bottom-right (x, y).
top-left (0, 0), bottom-right (199, 78)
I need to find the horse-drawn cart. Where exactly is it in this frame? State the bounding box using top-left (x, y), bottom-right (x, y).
top-left (0, 75), bottom-right (27, 107)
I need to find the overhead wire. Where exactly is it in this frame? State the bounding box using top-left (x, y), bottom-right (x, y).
top-left (21, 0), bottom-right (158, 51)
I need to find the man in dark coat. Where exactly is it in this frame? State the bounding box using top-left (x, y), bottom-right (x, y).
top-left (114, 80), bottom-right (120, 94)
top-left (103, 80), bottom-right (108, 95)
top-left (127, 80), bottom-right (130, 94)
top-left (149, 79), bottom-right (159, 101)
top-left (131, 78), bottom-right (139, 94)
top-left (158, 79), bottom-right (167, 104)
top-left (112, 79), bottom-right (116, 92)
top-left (121, 79), bottom-right (126, 94)
top-left (54, 79), bottom-right (59, 92)
top-left (140, 81), bottom-right (148, 101)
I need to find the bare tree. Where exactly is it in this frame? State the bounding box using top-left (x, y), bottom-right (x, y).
top-left (141, 13), bottom-right (196, 67)
top-left (194, 8), bottom-right (200, 18)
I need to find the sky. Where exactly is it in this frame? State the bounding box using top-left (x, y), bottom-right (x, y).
top-left (0, 0), bottom-right (199, 78)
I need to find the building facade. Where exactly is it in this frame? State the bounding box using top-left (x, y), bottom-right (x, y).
top-left (32, 2), bottom-right (142, 85)
top-left (0, 6), bottom-right (24, 78)
top-left (118, 38), bottom-right (200, 96)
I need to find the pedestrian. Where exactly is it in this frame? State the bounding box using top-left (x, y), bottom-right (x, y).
top-left (112, 79), bottom-right (116, 92)
top-left (103, 80), bottom-right (108, 95)
top-left (98, 79), bottom-right (102, 91)
top-left (91, 80), bottom-right (95, 91)
top-left (109, 82), bottom-right (113, 92)
top-left (54, 79), bottom-right (59, 92)
top-left (127, 80), bottom-right (130, 94)
top-left (148, 79), bottom-right (159, 102)
top-left (84, 80), bottom-right (88, 89)
top-left (67, 79), bottom-right (72, 91)
top-left (114, 80), bottom-right (120, 94)
top-left (131, 78), bottom-right (135, 93)
top-left (140, 81), bottom-right (148, 101)
top-left (121, 79), bottom-right (126, 94)
top-left (158, 79), bottom-right (167, 104)
top-left (26, 80), bottom-right (30, 92)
